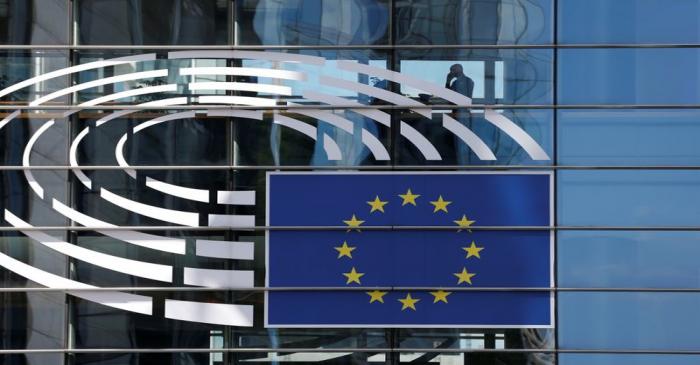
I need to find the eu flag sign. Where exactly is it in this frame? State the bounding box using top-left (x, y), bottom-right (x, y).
top-left (265, 172), bottom-right (553, 328)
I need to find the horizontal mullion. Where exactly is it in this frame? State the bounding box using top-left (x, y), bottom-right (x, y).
top-left (1, 165), bottom-right (700, 171)
top-left (1, 226), bottom-right (700, 231)
top-left (4, 104), bottom-right (700, 110)
top-left (2, 43), bottom-right (700, 50)
top-left (0, 348), bottom-right (699, 354)
top-left (1, 287), bottom-right (700, 293)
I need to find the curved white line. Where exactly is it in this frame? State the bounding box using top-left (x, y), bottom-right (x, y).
top-left (400, 122), bottom-right (442, 160)
top-left (52, 199), bottom-right (186, 254)
top-left (70, 127), bottom-right (92, 189)
top-left (0, 54), bottom-right (156, 100)
top-left (5, 210), bottom-right (172, 282)
top-left (198, 95), bottom-right (277, 107)
top-left (100, 188), bottom-right (200, 227)
top-left (114, 134), bottom-right (135, 178)
top-left (132, 111), bottom-right (196, 133)
top-left (195, 239), bottom-right (254, 260)
top-left (322, 133), bottom-right (343, 161)
top-left (206, 109), bottom-right (264, 120)
top-left (216, 191), bottom-right (255, 205)
top-left (189, 82), bottom-right (292, 95)
top-left (302, 90), bottom-right (390, 127)
top-left (272, 113), bottom-right (343, 160)
top-left (0, 110), bottom-right (20, 131)
top-left (336, 60), bottom-right (550, 161)
top-left (80, 84), bottom-right (178, 107)
top-left (168, 50), bottom-right (325, 66)
top-left (362, 130), bottom-right (391, 161)
top-left (96, 97), bottom-right (188, 126)
top-left (180, 66), bottom-right (306, 81)
top-left (0, 251), bottom-right (152, 315)
top-left (30, 69), bottom-right (169, 106)
top-left (164, 299), bottom-right (253, 327)
top-left (23, 119), bottom-right (54, 199)
top-left (207, 214), bottom-right (256, 228)
top-left (145, 177), bottom-right (209, 203)
top-left (442, 114), bottom-right (497, 161)
top-left (183, 267), bottom-right (254, 288)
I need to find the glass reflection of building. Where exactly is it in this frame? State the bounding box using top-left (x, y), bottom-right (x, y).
top-left (1, 0), bottom-right (700, 364)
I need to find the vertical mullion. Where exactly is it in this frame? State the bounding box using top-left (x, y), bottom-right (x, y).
top-left (64, 1), bottom-right (76, 364)
top-left (552, 0), bottom-right (559, 363)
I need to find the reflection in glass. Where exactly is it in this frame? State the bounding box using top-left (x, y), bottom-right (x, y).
top-left (0, 0), bottom-right (68, 44)
top-left (396, 0), bottom-right (552, 45)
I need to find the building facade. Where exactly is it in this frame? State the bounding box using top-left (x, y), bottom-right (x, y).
top-left (1, 0), bottom-right (700, 364)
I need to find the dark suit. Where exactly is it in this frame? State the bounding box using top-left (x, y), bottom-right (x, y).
top-left (446, 74), bottom-right (475, 98)
top-left (446, 74), bottom-right (475, 164)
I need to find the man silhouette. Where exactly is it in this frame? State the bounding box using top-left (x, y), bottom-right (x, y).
top-left (445, 64), bottom-right (475, 164)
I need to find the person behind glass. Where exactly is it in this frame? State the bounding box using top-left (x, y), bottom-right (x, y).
top-left (446, 64), bottom-right (475, 164)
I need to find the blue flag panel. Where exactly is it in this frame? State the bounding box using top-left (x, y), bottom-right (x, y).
top-left (266, 172), bottom-right (553, 328)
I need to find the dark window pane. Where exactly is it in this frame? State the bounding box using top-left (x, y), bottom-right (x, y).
top-left (561, 354), bottom-right (700, 365)
top-left (237, 0), bottom-right (389, 45)
top-left (76, 0), bottom-right (229, 45)
top-left (0, 0), bottom-right (68, 45)
top-left (396, 0), bottom-right (553, 45)
top-left (559, 0), bottom-right (700, 44)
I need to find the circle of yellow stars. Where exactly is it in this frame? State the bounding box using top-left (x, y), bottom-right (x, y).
top-left (334, 188), bottom-right (485, 312)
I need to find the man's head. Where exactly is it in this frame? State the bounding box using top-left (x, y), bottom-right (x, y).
top-left (450, 63), bottom-right (464, 76)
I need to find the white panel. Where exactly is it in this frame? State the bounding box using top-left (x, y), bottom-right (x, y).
top-left (323, 134), bottom-right (343, 161)
top-left (198, 95), bottom-right (278, 107)
top-left (206, 109), bottom-right (263, 120)
top-left (100, 188), bottom-right (201, 227)
top-left (180, 66), bottom-right (306, 81)
top-left (195, 239), bottom-right (255, 260)
top-left (216, 190), bottom-right (255, 205)
top-left (165, 299), bottom-right (254, 327)
top-left (189, 82), bottom-right (292, 96)
top-left (183, 267), bottom-right (254, 288)
top-left (79, 84), bottom-right (178, 107)
top-left (208, 214), bottom-right (256, 228)
top-left (145, 177), bottom-right (210, 203)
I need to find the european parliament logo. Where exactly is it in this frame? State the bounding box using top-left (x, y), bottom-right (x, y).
top-left (266, 172), bottom-right (553, 327)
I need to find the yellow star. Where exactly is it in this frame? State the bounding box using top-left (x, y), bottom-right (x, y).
top-left (366, 290), bottom-right (388, 304)
top-left (462, 241), bottom-right (484, 259)
top-left (430, 290), bottom-right (451, 303)
top-left (343, 267), bottom-right (365, 285)
top-left (343, 214), bottom-right (365, 231)
top-left (398, 189), bottom-right (420, 206)
top-left (367, 196), bottom-right (388, 213)
top-left (454, 267), bottom-right (476, 285)
top-left (429, 195), bottom-right (452, 213)
top-left (398, 293), bottom-right (420, 311)
top-left (453, 214), bottom-right (476, 232)
top-left (334, 241), bottom-right (356, 259)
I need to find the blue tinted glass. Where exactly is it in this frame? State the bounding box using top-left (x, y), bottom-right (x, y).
top-left (396, 0), bottom-right (553, 45)
top-left (237, 0), bottom-right (390, 45)
top-left (559, 292), bottom-right (700, 350)
top-left (558, 110), bottom-right (700, 165)
top-left (558, 49), bottom-right (700, 104)
top-left (561, 354), bottom-right (700, 365)
top-left (559, 0), bottom-right (700, 44)
top-left (558, 171), bottom-right (700, 226)
top-left (559, 231), bottom-right (700, 288)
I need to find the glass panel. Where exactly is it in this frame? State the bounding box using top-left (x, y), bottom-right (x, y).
top-left (558, 231), bottom-right (700, 288)
top-left (0, 0), bottom-right (68, 45)
top-left (0, 292), bottom-right (66, 350)
top-left (558, 170), bottom-right (700, 226)
top-left (559, 292), bottom-right (700, 350)
top-left (559, 0), bottom-right (700, 44)
top-left (558, 109), bottom-right (700, 165)
top-left (558, 48), bottom-right (700, 105)
top-left (398, 328), bottom-right (554, 350)
top-left (561, 354), bottom-right (700, 365)
top-left (395, 0), bottom-right (553, 45)
top-left (237, 0), bottom-right (390, 45)
top-left (0, 354), bottom-right (64, 365)
top-left (0, 51), bottom-right (69, 104)
top-left (76, 0), bottom-right (229, 45)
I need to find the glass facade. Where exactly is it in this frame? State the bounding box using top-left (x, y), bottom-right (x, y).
top-left (0, 0), bottom-right (697, 364)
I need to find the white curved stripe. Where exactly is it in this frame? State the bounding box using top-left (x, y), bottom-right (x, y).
top-left (484, 109), bottom-right (550, 160)
top-left (207, 214), bottom-right (256, 228)
top-left (183, 267), bottom-right (254, 288)
top-left (145, 177), bottom-right (209, 203)
top-left (0, 54), bottom-right (156, 100)
top-left (400, 122), bottom-right (442, 160)
top-left (0, 251), bottom-right (152, 315)
top-left (30, 69), bottom-right (169, 106)
top-left (320, 76), bottom-right (432, 118)
top-left (95, 97), bottom-right (187, 126)
top-left (302, 90), bottom-right (390, 127)
top-left (114, 135), bottom-right (136, 178)
top-left (180, 66), bottom-right (306, 81)
top-left (216, 191), bottom-right (255, 205)
top-left (132, 111), bottom-right (196, 133)
top-left (362, 130), bottom-right (391, 160)
top-left (168, 50), bottom-right (325, 66)
top-left (164, 299), bottom-right (253, 327)
top-left (206, 109), bottom-right (263, 120)
top-left (442, 114), bottom-right (497, 161)
top-left (100, 188), bottom-right (200, 227)
top-left (322, 133), bottom-right (343, 161)
top-left (51, 199), bottom-right (186, 254)
top-left (189, 82), bottom-right (292, 96)
top-left (5, 210), bottom-right (172, 282)
top-left (70, 127), bottom-right (92, 189)
top-left (195, 239), bottom-right (254, 260)
top-left (80, 84), bottom-right (178, 107)
top-left (23, 119), bottom-right (54, 199)
top-left (198, 95), bottom-right (277, 107)
top-left (336, 60), bottom-right (550, 161)
top-left (0, 110), bottom-right (20, 131)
